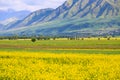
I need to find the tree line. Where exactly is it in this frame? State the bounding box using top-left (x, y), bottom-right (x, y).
top-left (0, 35), bottom-right (116, 41)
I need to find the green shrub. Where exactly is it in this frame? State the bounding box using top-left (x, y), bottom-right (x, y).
top-left (31, 38), bottom-right (36, 42)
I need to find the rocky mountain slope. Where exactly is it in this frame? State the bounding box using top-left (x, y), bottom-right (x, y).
top-left (43, 0), bottom-right (120, 20)
top-left (8, 0), bottom-right (120, 28)
top-left (14, 8), bottom-right (54, 27)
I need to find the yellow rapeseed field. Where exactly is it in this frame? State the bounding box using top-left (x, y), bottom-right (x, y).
top-left (0, 51), bottom-right (120, 80)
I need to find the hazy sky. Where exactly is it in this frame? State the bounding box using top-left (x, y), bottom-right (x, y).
top-left (0, 0), bottom-right (66, 11)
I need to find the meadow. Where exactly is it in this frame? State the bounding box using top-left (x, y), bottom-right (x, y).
top-left (0, 39), bottom-right (120, 80)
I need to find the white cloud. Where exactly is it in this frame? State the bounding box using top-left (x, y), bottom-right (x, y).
top-left (0, 0), bottom-right (66, 11)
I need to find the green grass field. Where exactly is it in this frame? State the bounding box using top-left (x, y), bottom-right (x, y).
top-left (0, 40), bottom-right (120, 49)
top-left (0, 39), bottom-right (120, 54)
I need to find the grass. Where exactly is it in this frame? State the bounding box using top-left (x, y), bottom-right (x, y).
top-left (0, 39), bottom-right (120, 46)
top-left (0, 49), bottom-right (120, 54)
top-left (0, 39), bottom-right (120, 54)
top-left (0, 39), bottom-right (120, 50)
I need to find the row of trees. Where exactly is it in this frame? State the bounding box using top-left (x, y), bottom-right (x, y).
top-left (0, 35), bottom-right (114, 41)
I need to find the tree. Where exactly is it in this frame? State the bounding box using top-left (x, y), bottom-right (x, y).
top-left (98, 38), bottom-right (100, 40)
top-left (107, 37), bottom-right (111, 40)
top-left (53, 37), bottom-right (56, 40)
top-left (81, 38), bottom-right (84, 40)
top-left (31, 38), bottom-right (36, 42)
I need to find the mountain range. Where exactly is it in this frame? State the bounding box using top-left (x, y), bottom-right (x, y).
top-left (0, 0), bottom-right (120, 37)
top-left (0, 9), bottom-right (31, 25)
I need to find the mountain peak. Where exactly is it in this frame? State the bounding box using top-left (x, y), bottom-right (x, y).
top-left (65, 0), bottom-right (79, 7)
top-left (41, 0), bottom-right (120, 21)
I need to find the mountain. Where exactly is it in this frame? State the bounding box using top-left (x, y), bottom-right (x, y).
top-left (0, 24), bottom-right (4, 30)
top-left (0, 9), bottom-right (31, 24)
top-left (0, 17), bottom-right (18, 25)
top-left (44, 0), bottom-right (120, 20)
top-left (7, 0), bottom-right (120, 28)
top-left (14, 8), bottom-right (54, 27)
top-left (0, 0), bottom-right (120, 37)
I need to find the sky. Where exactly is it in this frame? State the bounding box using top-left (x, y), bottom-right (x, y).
top-left (0, 0), bottom-right (66, 11)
